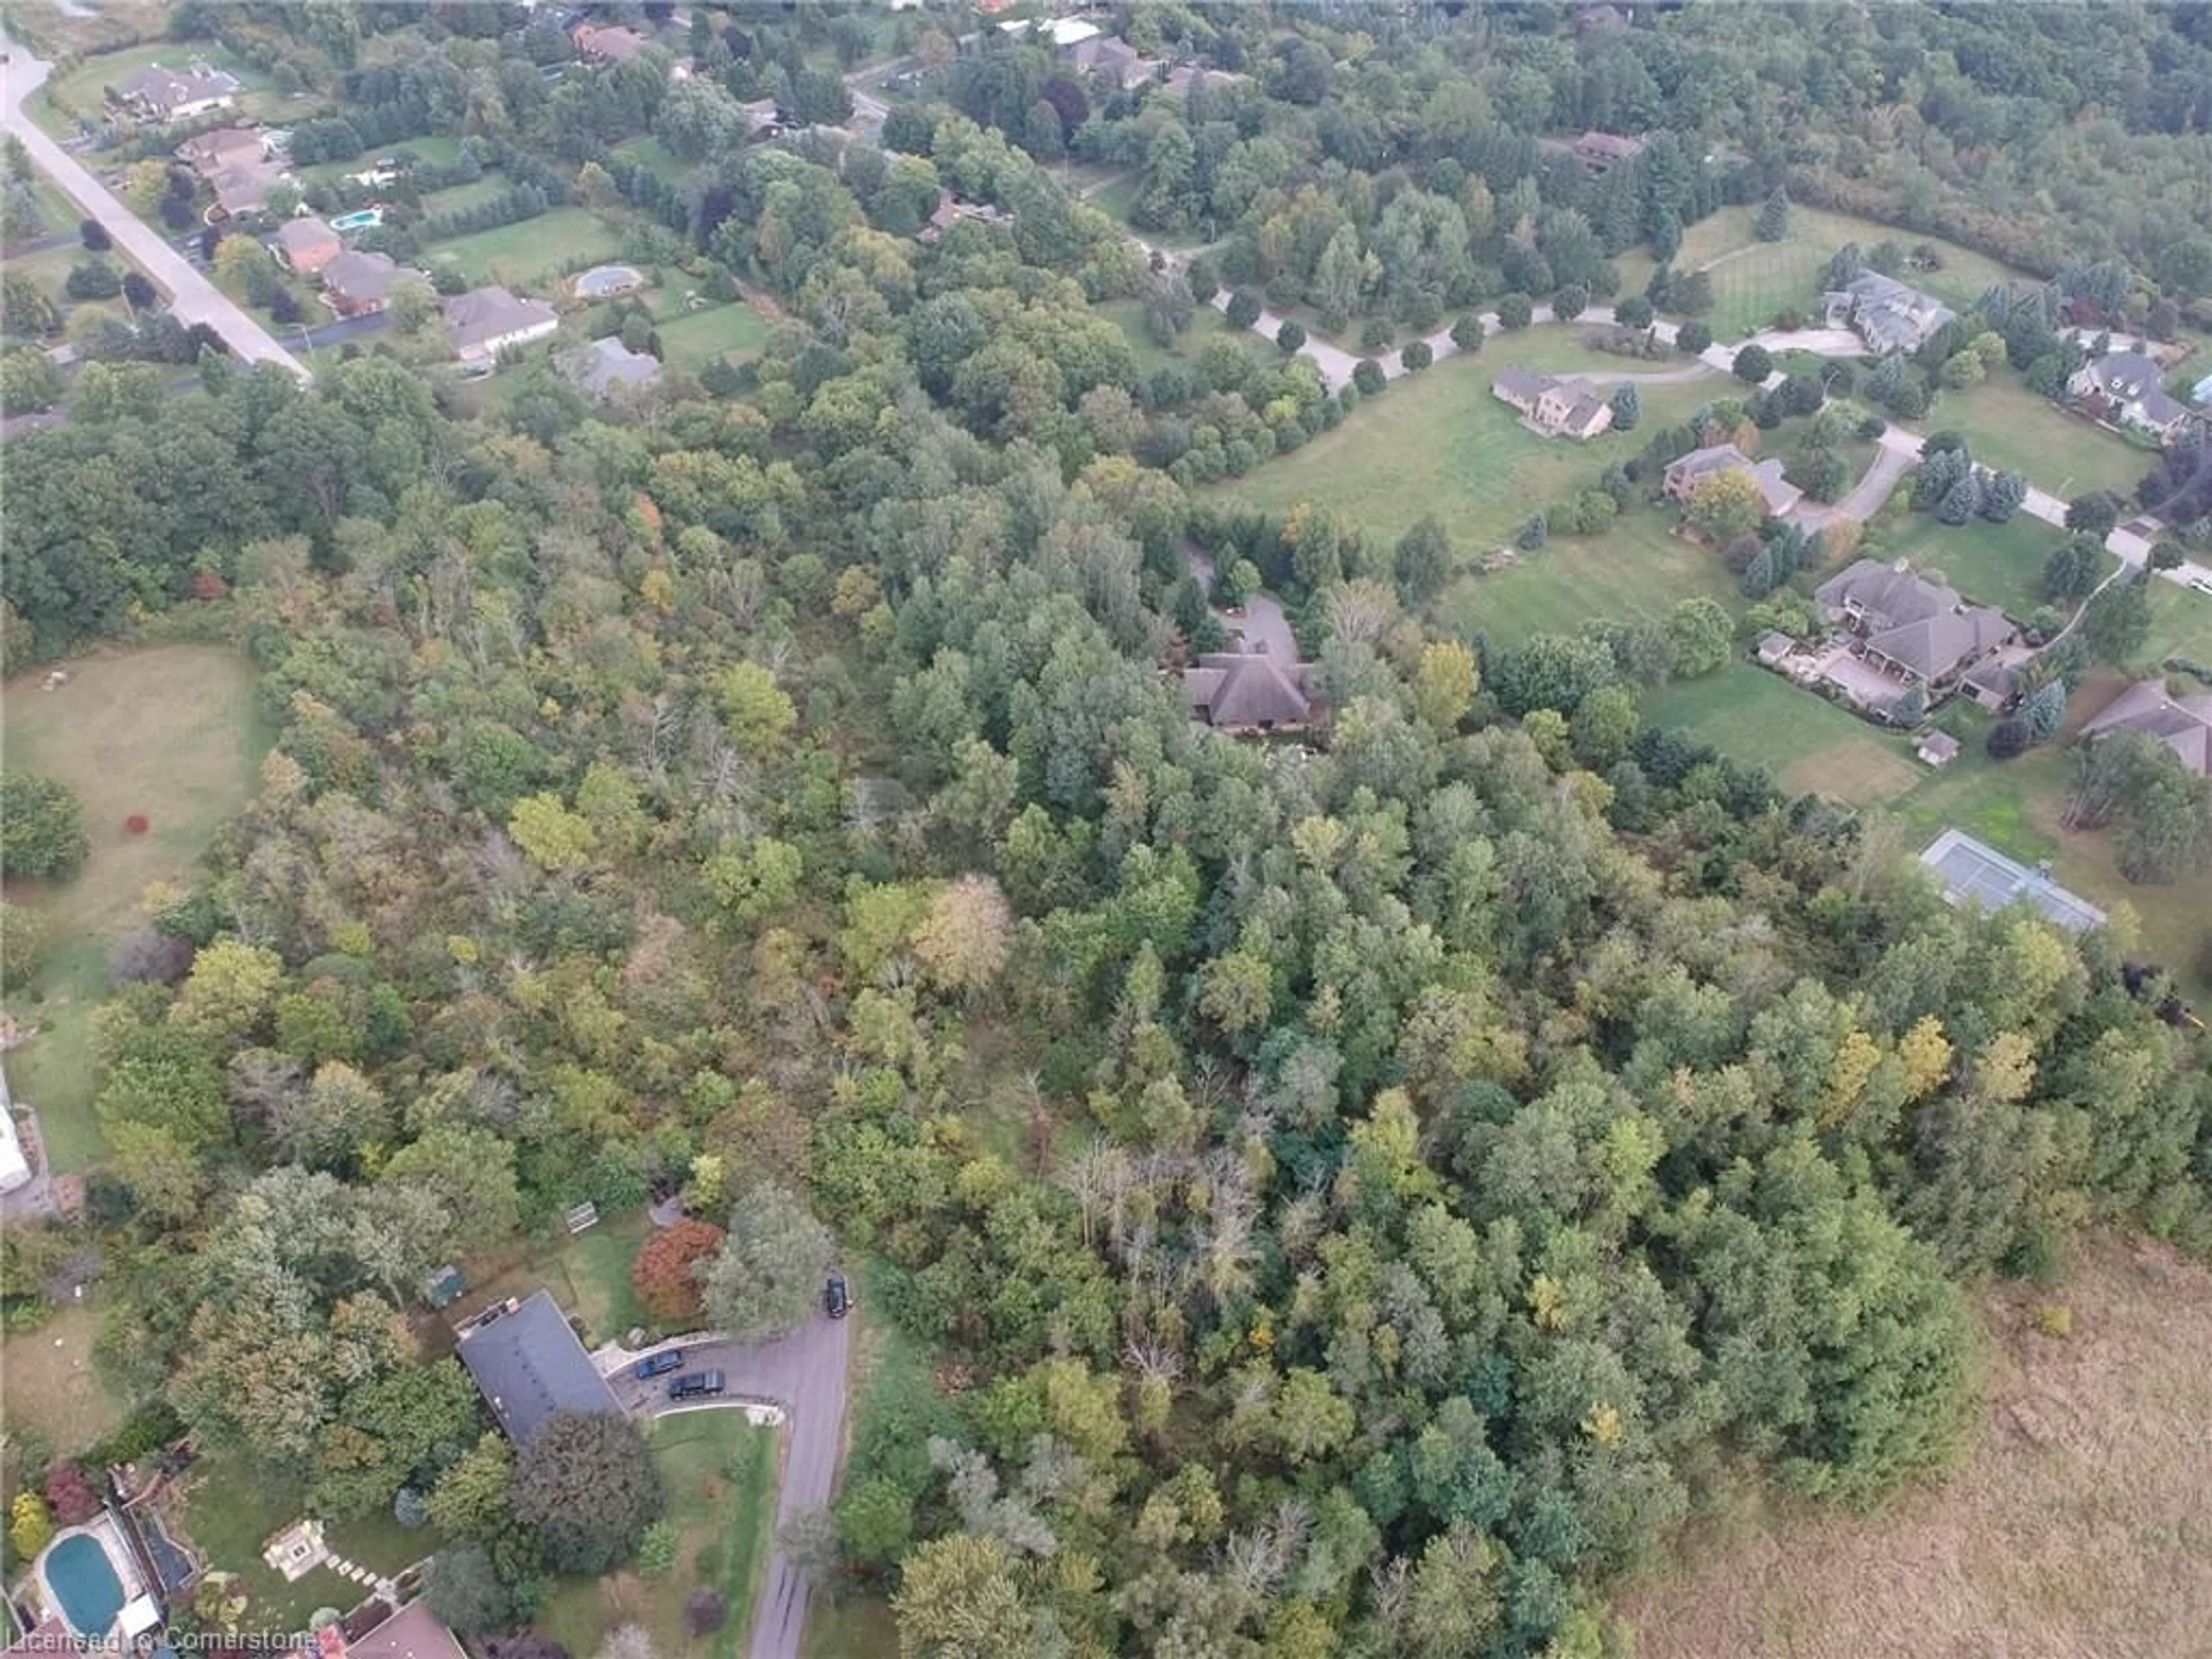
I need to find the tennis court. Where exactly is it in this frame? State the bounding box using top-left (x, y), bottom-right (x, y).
top-left (1920, 828), bottom-right (2107, 931)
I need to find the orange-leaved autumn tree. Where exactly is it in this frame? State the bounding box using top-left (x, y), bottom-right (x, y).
top-left (631, 1219), bottom-right (727, 1325)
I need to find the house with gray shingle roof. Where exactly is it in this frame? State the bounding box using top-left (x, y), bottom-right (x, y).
top-left (1662, 443), bottom-right (1802, 516)
top-left (1184, 648), bottom-right (1319, 733)
top-left (1815, 559), bottom-right (2015, 694)
top-left (111, 62), bottom-right (243, 123)
top-left (445, 285), bottom-right (559, 366)
top-left (2080, 680), bottom-right (2212, 777)
top-left (559, 335), bottom-right (662, 401)
top-left (2067, 351), bottom-right (2194, 444)
top-left (1820, 271), bottom-right (1956, 357)
top-left (454, 1289), bottom-right (622, 1442)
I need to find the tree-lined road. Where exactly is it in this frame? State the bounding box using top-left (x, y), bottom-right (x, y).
top-left (0, 30), bottom-right (309, 381)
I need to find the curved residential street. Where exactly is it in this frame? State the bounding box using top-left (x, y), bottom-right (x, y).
top-left (604, 1313), bottom-right (854, 1659)
top-left (0, 31), bottom-right (309, 380)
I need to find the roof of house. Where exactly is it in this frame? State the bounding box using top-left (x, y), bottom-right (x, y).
top-left (455, 1289), bottom-right (622, 1441)
top-left (1813, 559), bottom-right (1961, 628)
top-left (210, 158), bottom-right (286, 215)
top-left (113, 63), bottom-right (243, 111)
top-left (1665, 444), bottom-right (1802, 514)
top-left (574, 23), bottom-right (649, 59)
top-left (1574, 130), bottom-right (1645, 159)
top-left (1667, 441), bottom-right (1751, 480)
top-left (3, 1616), bottom-right (71, 1659)
top-left (445, 285), bottom-right (559, 353)
top-left (560, 335), bottom-right (662, 398)
top-left (1862, 605), bottom-right (2013, 681)
top-left (342, 1605), bottom-right (467, 1659)
top-left (276, 216), bottom-right (340, 253)
top-left (1493, 366), bottom-right (1552, 404)
top-left (1826, 270), bottom-right (1956, 351)
top-left (176, 126), bottom-right (264, 167)
top-left (2080, 679), bottom-right (2212, 777)
top-left (1184, 650), bottom-right (1315, 729)
top-left (2078, 351), bottom-right (2188, 426)
top-left (323, 249), bottom-right (402, 302)
top-left (1001, 16), bottom-right (1101, 46)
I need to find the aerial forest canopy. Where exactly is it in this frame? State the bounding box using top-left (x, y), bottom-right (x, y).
top-left (1, 3), bottom-right (2209, 1658)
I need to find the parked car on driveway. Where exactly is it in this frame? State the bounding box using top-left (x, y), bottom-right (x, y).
top-left (634, 1350), bottom-right (683, 1380)
top-left (825, 1274), bottom-right (851, 1320)
top-left (668, 1369), bottom-right (725, 1400)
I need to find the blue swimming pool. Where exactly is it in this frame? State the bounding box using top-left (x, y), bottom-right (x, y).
top-left (43, 1532), bottom-right (125, 1638)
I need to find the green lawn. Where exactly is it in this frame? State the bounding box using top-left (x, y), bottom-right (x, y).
top-left (1692, 237), bottom-right (1836, 340)
top-left (1918, 374), bottom-right (2156, 501)
top-left (174, 1450), bottom-right (443, 1631)
top-left (0, 1306), bottom-right (126, 1455)
top-left (1097, 298), bottom-right (1252, 382)
top-left (1876, 513), bottom-right (2090, 624)
top-left (1675, 203), bottom-right (2028, 317)
top-left (418, 177), bottom-right (516, 218)
top-left (1438, 510), bottom-right (1740, 651)
top-left (615, 136), bottom-right (692, 188)
top-left (32, 40), bottom-right (272, 140)
top-left (1210, 348), bottom-right (1715, 569)
top-left (1645, 659), bottom-right (1927, 804)
top-left (424, 207), bottom-right (625, 289)
top-left (438, 1209), bottom-right (657, 1354)
top-left (656, 302), bottom-right (770, 371)
top-left (2144, 580), bottom-right (2212, 668)
top-left (2, 646), bottom-right (271, 1172)
top-left (536, 1412), bottom-right (779, 1659)
top-left (1480, 327), bottom-right (1705, 379)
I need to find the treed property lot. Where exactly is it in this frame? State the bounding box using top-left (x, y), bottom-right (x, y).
top-left (1, 646), bottom-right (271, 1172)
top-left (1613, 1237), bottom-right (2212, 1659)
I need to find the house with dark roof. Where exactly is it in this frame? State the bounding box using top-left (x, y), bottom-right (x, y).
top-left (1814, 559), bottom-right (2015, 695)
top-left (338, 1603), bottom-right (468, 1659)
top-left (1820, 271), bottom-right (1956, 356)
top-left (445, 286), bottom-right (560, 365)
top-left (1068, 35), bottom-right (1158, 90)
top-left (2067, 351), bottom-right (2194, 444)
top-left (110, 62), bottom-right (243, 123)
top-left (1183, 649), bottom-right (1319, 734)
top-left (1492, 368), bottom-right (1613, 440)
top-left (571, 21), bottom-right (649, 61)
top-left (456, 1289), bottom-right (622, 1441)
top-left (2080, 680), bottom-right (2212, 777)
top-left (559, 335), bottom-right (662, 401)
top-left (175, 125), bottom-right (264, 171)
top-left (320, 250), bottom-right (405, 316)
top-left (1571, 131), bottom-right (1645, 173)
top-left (1661, 443), bottom-right (1803, 517)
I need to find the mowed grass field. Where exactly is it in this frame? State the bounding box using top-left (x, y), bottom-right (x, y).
top-left (1211, 347), bottom-right (1716, 558)
top-left (537, 1411), bottom-right (779, 1659)
top-left (2144, 579), bottom-right (2212, 666)
top-left (656, 302), bottom-right (771, 370)
top-left (1922, 374), bottom-right (2156, 501)
top-left (0, 1306), bottom-right (126, 1454)
top-left (425, 207), bottom-right (624, 289)
top-left (2, 646), bottom-right (270, 1172)
top-left (1673, 203), bottom-right (2027, 321)
top-left (1614, 1237), bottom-right (2212, 1659)
top-left (1479, 327), bottom-right (1711, 380)
top-left (1645, 660), bottom-right (1926, 805)
top-left (1877, 513), bottom-right (2085, 623)
top-left (1438, 512), bottom-right (1740, 650)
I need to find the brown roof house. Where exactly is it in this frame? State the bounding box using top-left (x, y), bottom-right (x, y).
top-left (2068, 350), bottom-right (2194, 445)
top-left (1184, 648), bottom-right (1319, 734)
top-left (2080, 680), bottom-right (2212, 777)
top-left (275, 215), bottom-right (343, 274)
top-left (320, 250), bottom-right (405, 316)
top-left (571, 22), bottom-right (650, 62)
top-left (1662, 443), bottom-right (1803, 517)
top-left (1492, 368), bottom-right (1613, 440)
top-left (174, 124), bottom-right (264, 171)
top-left (110, 62), bottom-right (242, 123)
top-left (338, 1604), bottom-right (468, 1659)
top-left (1572, 131), bottom-right (1645, 173)
top-left (1814, 559), bottom-right (2015, 695)
top-left (445, 285), bottom-right (560, 366)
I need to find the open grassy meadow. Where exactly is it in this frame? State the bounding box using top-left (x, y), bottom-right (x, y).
top-left (1480, 327), bottom-right (1710, 380)
top-left (537, 1411), bottom-right (779, 1659)
top-left (3, 0), bottom-right (172, 58)
top-left (2143, 579), bottom-right (2212, 666)
top-left (1614, 1236), bottom-right (2212, 1659)
top-left (1875, 512), bottom-right (2086, 623)
top-left (1098, 298), bottom-right (1255, 382)
top-left (614, 135), bottom-right (692, 188)
top-left (2, 646), bottom-right (270, 1172)
top-left (657, 302), bottom-right (771, 371)
top-left (425, 207), bottom-right (625, 289)
top-left (0, 1306), bottom-right (127, 1454)
top-left (1438, 512), bottom-right (1740, 651)
top-left (1645, 660), bottom-right (1927, 805)
top-left (1674, 203), bottom-right (2028, 322)
top-left (1921, 374), bottom-right (2156, 501)
top-left (1210, 348), bottom-right (1714, 555)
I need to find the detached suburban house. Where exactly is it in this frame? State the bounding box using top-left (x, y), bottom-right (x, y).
top-left (1571, 130), bottom-right (1645, 173)
top-left (2067, 351), bottom-right (2195, 444)
top-left (1184, 649), bottom-right (1320, 734)
top-left (1662, 443), bottom-right (1803, 517)
top-left (559, 336), bottom-right (662, 401)
top-left (571, 21), bottom-right (650, 62)
top-left (1814, 559), bottom-right (2015, 696)
top-left (109, 62), bottom-right (242, 123)
top-left (320, 250), bottom-right (404, 316)
top-left (1820, 270), bottom-right (1957, 356)
top-left (275, 216), bottom-right (343, 274)
top-left (445, 286), bottom-right (559, 366)
top-left (2080, 680), bottom-right (2212, 777)
top-left (455, 1289), bottom-right (622, 1442)
top-left (1492, 368), bottom-right (1613, 440)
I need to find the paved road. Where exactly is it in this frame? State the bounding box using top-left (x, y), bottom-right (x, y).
top-left (606, 1313), bottom-right (854, 1659)
top-left (0, 31), bottom-right (308, 380)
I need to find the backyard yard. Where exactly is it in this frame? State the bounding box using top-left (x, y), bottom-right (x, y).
top-left (2, 646), bottom-right (271, 1173)
top-left (1211, 348), bottom-right (1715, 560)
top-left (1645, 660), bottom-right (1927, 805)
top-left (427, 1209), bottom-right (658, 1359)
top-left (1671, 202), bottom-right (2029, 324)
top-left (424, 208), bottom-right (625, 289)
top-left (535, 1412), bottom-right (778, 1659)
top-left (656, 302), bottom-right (770, 372)
top-left (2144, 579), bottom-right (2212, 666)
top-left (0, 1306), bottom-right (127, 1455)
top-left (1918, 373), bottom-right (2158, 501)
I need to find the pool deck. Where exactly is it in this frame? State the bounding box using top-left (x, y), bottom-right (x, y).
top-left (36, 1517), bottom-right (146, 1642)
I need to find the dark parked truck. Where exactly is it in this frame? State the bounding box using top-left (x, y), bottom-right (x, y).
top-left (668, 1369), bottom-right (725, 1400)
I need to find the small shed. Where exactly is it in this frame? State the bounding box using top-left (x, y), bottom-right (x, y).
top-left (422, 1265), bottom-right (465, 1309)
top-left (1916, 730), bottom-right (1961, 768)
top-left (1755, 631), bottom-right (1795, 668)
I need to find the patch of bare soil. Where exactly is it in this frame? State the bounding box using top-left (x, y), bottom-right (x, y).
top-left (1614, 1236), bottom-right (2212, 1659)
